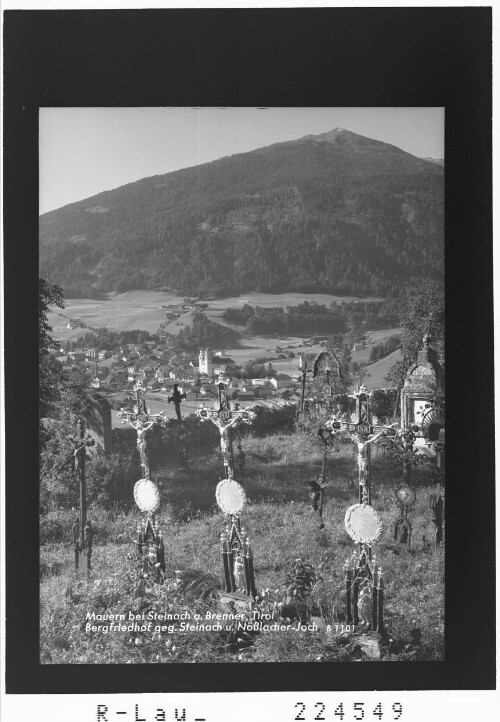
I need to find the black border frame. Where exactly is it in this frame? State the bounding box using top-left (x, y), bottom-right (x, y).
top-left (3, 7), bottom-right (494, 694)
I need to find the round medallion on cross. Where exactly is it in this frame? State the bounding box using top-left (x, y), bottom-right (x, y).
top-left (344, 503), bottom-right (383, 544)
top-left (134, 478), bottom-right (161, 513)
top-left (216, 478), bottom-right (247, 516)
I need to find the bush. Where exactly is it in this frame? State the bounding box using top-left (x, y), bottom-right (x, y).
top-left (40, 515), bottom-right (67, 544)
top-left (247, 402), bottom-right (297, 437)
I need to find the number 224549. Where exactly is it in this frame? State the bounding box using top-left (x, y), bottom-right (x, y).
top-left (294, 702), bottom-right (403, 721)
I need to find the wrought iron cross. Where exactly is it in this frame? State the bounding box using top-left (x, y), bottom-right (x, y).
top-left (197, 379), bottom-right (253, 477)
top-left (329, 385), bottom-right (397, 504)
top-left (168, 383), bottom-right (188, 469)
top-left (168, 383), bottom-right (186, 420)
top-left (68, 419), bottom-right (95, 575)
top-left (118, 380), bottom-right (166, 478)
top-left (297, 352), bottom-right (311, 416)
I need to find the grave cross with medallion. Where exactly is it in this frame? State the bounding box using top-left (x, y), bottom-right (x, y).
top-left (196, 378), bottom-right (253, 478)
top-left (329, 385), bottom-right (397, 504)
top-left (118, 381), bottom-right (167, 580)
top-left (197, 379), bottom-right (256, 600)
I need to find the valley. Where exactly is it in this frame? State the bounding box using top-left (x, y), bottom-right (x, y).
top-left (48, 289), bottom-right (402, 399)
top-left (48, 289), bottom-right (385, 338)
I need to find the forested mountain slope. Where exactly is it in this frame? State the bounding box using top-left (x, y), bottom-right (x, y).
top-left (39, 128), bottom-right (444, 299)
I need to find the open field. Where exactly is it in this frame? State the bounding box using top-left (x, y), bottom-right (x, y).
top-left (351, 328), bottom-right (402, 364)
top-left (203, 291), bottom-right (383, 330)
top-left (40, 431), bottom-right (444, 664)
top-left (361, 348), bottom-right (402, 390)
top-left (206, 291), bottom-right (383, 309)
top-left (47, 291), bottom-right (175, 338)
top-left (48, 290), bottom-right (383, 340)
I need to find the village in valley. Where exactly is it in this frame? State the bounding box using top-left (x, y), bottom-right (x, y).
top-left (48, 291), bottom-right (403, 428)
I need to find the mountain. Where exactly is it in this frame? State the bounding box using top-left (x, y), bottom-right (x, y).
top-left (39, 128), bottom-right (444, 299)
top-left (422, 157), bottom-right (444, 167)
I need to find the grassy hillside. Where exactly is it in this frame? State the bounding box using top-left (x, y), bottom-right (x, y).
top-left (361, 348), bottom-right (402, 390)
top-left (40, 431), bottom-right (444, 664)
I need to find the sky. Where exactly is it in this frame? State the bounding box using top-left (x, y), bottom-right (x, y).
top-left (39, 107), bottom-right (444, 215)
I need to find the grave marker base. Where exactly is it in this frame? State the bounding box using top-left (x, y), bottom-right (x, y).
top-left (220, 516), bottom-right (257, 599)
top-left (74, 546), bottom-right (91, 577)
top-left (345, 545), bottom-right (384, 633)
top-left (216, 590), bottom-right (255, 615)
top-left (137, 514), bottom-right (165, 582)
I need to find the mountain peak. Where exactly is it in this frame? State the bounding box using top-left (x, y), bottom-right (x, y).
top-left (298, 127), bottom-right (408, 156)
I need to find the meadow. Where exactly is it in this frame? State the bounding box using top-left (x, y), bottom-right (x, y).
top-left (47, 290), bottom-right (400, 381)
top-left (47, 290), bottom-right (384, 339)
top-left (40, 430), bottom-right (444, 664)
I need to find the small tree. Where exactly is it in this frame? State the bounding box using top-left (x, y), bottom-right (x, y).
top-left (282, 559), bottom-right (321, 621)
top-left (39, 277), bottom-right (64, 445)
top-left (388, 280), bottom-right (444, 388)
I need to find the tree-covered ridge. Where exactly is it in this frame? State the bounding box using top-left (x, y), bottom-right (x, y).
top-left (39, 129), bottom-right (443, 299)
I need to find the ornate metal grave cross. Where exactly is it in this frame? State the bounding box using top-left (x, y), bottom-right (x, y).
top-left (118, 380), bottom-right (166, 478)
top-left (312, 349), bottom-right (342, 412)
top-left (118, 382), bottom-right (168, 580)
top-left (329, 385), bottom-right (397, 504)
top-left (197, 379), bottom-right (256, 603)
top-left (168, 383), bottom-right (188, 470)
top-left (196, 379), bottom-right (253, 477)
top-left (68, 419), bottom-right (95, 576)
top-left (332, 391), bottom-right (392, 632)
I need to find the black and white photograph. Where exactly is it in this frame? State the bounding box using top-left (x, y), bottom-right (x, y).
top-left (38, 106), bottom-right (445, 665)
top-left (2, 5), bottom-right (494, 718)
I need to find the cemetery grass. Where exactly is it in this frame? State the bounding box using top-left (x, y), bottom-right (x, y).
top-left (40, 433), bottom-right (444, 664)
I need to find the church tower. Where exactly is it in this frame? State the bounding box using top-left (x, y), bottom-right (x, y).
top-left (199, 347), bottom-right (213, 376)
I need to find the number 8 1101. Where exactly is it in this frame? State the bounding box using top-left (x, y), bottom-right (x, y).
top-left (294, 702), bottom-right (403, 721)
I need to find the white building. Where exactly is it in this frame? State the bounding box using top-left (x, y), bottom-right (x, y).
top-left (270, 376), bottom-right (295, 390)
top-left (199, 348), bottom-right (213, 376)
